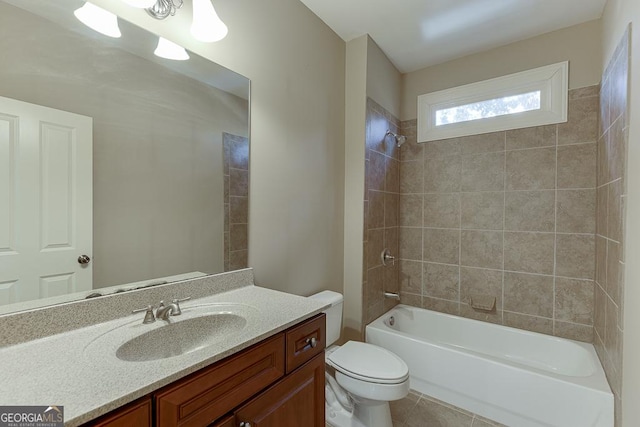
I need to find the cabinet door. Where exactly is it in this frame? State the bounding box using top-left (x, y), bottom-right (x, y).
top-left (86, 397), bottom-right (151, 427)
top-left (235, 353), bottom-right (325, 427)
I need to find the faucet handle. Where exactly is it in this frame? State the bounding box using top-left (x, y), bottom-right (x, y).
top-left (132, 305), bottom-right (156, 324)
top-left (171, 297), bottom-right (191, 315)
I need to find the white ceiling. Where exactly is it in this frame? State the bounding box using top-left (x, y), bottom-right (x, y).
top-left (299, 0), bottom-right (607, 73)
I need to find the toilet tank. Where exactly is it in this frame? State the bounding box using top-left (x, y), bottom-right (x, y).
top-left (308, 290), bottom-right (343, 346)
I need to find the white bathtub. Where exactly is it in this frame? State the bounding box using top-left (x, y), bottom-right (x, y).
top-left (365, 305), bottom-right (613, 427)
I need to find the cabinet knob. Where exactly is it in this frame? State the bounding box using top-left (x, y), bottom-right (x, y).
top-left (239, 422), bottom-right (252, 427)
top-left (306, 337), bottom-right (317, 348)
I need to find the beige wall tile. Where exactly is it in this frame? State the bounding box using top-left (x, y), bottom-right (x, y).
top-left (459, 304), bottom-right (503, 324)
top-left (424, 228), bottom-right (460, 264)
top-left (607, 240), bottom-right (621, 305)
top-left (599, 78), bottom-right (611, 137)
top-left (596, 185), bottom-right (608, 236)
top-left (399, 194), bottom-right (423, 227)
top-left (557, 143), bottom-right (597, 189)
top-left (596, 235), bottom-right (608, 288)
top-left (594, 283), bottom-right (607, 341)
top-left (604, 295), bottom-right (620, 370)
top-left (556, 234), bottom-right (595, 279)
top-left (424, 262), bottom-right (459, 300)
top-left (503, 232), bottom-right (554, 275)
top-left (229, 224), bottom-right (248, 252)
top-left (506, 125), bottom-right (556, 150)
top-left (386, 157), bottom-right (400, 192)
top-left (610, 49), bottom-right (628, 124)
top-left (424, 193), bottom-right (460, 228)
top-left (608, 179), bottom-right (623, 242)
top-left (229, 250), bottom-right (248, 270)
top-left (368, 150), bottom-right (387, 191)
top-left (503, 311), bottom-right (553, 335)
top-left (558, 96), bottom-right (599, 145)
top-left (423, 138), bottom-right (461, 158)
top-left (399, 260), bottom-right (422, 295)
top-left (385, 192), bottom-right (399, 227)
top-left (400, 161), bottom-right (423, 193)
top-left (368, 228), bottom-right (385, 268)
top-left (607, 118), bottom-right (626, 183)
top-left (229, 196), bottom-right (248, 223)
top-left (229, 168), bottom-right (249, 197)
top-left (554, 321), bottom-right (594, 343)
top-left (459, 131), bottom-right (505, 154)
top-left (597, 134), bottom-right (610, 186)
top-left (366, 266), bottom-right (384, 311)
top-left (399, 227), bottom-right (422, 261)
top-left (368, 190), bottom-right (385, 229)
top-left (555, 278), bottom-right (594, 324)
top-left (399, 292), bottom-right (421, 307)
top-left (570, 85), bottom-right (600, 100)
top-left (505, 190), bottom-right (555, 232)
top-left (461, 152), bottom-right (505, 191)
top-left (504, 272), bottom-right (553, 317)
top-left (422, 297), bottom-right (460, 316)
top-left (384, 262), bottom-right (400, 294)
top-left (460, 267), bottom-right (502, 309)
top-left (424, 155), bottom-right (461, 192)
top-left (461, 192), bottom-right (504, 230)
top-left (506, 147), bottom-right (556, 190)
top-left (556, 189), bottom-right (596, 233)
top-left (461, 230), bottom-right (503, 269)
top-left (400, 139), bottom-right (423, 162)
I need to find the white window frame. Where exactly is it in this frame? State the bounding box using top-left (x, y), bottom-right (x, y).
top-left (417, 61), bottom-right (568, 142)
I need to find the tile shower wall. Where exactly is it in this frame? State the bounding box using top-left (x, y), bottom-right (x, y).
top-left (398, 86), bottom-right (599, 342)
top-left (363, 98), bottom-right (401, 325)
top-left (223, 133), bottom-right (250, 272)
top-left (595, 27), bottom-right (629, 427)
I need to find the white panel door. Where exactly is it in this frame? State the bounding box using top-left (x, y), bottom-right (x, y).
top-left (0, 96), bottom-right (92, 306)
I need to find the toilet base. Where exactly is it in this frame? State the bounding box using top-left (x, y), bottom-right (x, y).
top-left (325, 400), bottom-right (393, 427)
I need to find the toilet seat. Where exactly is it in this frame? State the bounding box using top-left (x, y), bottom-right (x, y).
top-left (327, 341), bottom-right (409, 384)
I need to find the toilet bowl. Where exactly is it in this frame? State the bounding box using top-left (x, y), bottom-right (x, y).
top-left (309, 291), bottom-right (409, 427)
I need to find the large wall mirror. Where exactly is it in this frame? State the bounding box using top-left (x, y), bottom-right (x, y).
top-left (0, 0), bottom-right (250, 315)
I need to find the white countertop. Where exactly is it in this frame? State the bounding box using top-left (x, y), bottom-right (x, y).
top-left (0, 285), bottom-right (327, 426)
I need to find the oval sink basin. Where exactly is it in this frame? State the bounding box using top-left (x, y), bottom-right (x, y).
top-left (116, 313), bottom-right (246, 362)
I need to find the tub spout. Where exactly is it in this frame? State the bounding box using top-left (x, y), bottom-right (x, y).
top-left (384, 292), bottom-right (400, 300)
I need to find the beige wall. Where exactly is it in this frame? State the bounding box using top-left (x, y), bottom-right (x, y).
top-left (366, 37), bottom-right (402, 119)
top-left (402, 19), bottom-right (602, 120)
top-left (602, 0), bottom-right (640, 426)
top-left (343, 35), bottom-right (368, 341)
top-left (91, 0), bottom-right (346, 297)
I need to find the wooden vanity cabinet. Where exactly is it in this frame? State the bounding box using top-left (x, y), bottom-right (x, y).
top-left (82, 314), bottom-right (325, 427)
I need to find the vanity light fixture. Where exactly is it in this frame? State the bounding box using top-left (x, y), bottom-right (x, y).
top-left (74, 2), bottom-right (122, 38)
top-left (191, 0), bottom-right (228, 42)
top-left (121, 0), bottom-right (157, 8)
top-left (154, 37), bottom-right (190, 60)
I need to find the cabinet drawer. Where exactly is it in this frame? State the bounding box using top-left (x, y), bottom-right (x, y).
top-left (285, 314), bottom-right (325, 373)
top-left (156, 333), bottom-right (285, 427)
top-left (87, 397), bottom-right (151, 427)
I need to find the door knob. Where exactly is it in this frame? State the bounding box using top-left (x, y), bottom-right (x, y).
top-left (77, 255), bottom-right (91, 265)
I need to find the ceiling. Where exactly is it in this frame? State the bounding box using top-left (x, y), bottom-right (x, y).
top-left (299, 0), bottom-right (607, 73)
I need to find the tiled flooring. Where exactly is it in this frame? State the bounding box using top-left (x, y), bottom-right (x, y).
top-left (325, 390), bottom-right (507, 427)
top-left (390, 391), bottom-right (506, 427)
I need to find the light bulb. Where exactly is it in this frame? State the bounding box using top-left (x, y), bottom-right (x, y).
top-left (191, 0), bottom-right (228, 42)
top-left (154, 37), bottom-right (190, 61)
top-left (121, 0), bottom-right (157, 8)
top-left (74, 2), bottom-right (121, 38)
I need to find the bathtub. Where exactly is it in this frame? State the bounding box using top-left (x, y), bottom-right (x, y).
top-left (365, 305), bottom-right (613, 427)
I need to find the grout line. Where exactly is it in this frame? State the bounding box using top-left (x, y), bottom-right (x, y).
top-left (553, 127), bottom-right (558, 335)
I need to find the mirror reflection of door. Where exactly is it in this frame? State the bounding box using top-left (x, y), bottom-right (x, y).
top-left (0, 95), bottom-right (92, 306)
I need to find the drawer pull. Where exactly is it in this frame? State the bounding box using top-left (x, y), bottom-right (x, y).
top-left (240, 422), bottom-right (252, 427)
top-left (306, 337), bottom-right (317, 348)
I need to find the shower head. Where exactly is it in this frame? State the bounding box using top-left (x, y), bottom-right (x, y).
top-left (386, 130), bottom-right (407, 148)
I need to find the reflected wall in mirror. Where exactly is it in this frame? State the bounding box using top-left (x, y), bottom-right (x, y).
top-left (0, 0), bottom-right (250, 314)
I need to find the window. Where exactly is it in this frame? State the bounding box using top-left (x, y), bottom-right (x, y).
top-left (417, 62), bottom-right (568, 142)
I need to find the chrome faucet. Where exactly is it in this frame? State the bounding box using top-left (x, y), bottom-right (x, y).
top-left (156, 297), bottom-right (191, 321)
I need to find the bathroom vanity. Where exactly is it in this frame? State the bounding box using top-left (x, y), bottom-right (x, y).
top-left (0, 270), bottom-right (328, 426)
top-left (89, 314), bottom-right (326, 427)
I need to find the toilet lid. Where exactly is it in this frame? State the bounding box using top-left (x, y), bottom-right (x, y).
top-left (327, 341), bottom-right (409, 384)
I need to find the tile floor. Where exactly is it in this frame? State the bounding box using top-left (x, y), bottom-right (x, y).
top-left (325, 390), bottom-right (507, 427)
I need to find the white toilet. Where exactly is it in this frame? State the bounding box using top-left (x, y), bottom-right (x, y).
top-left (309, 291), bottom-right (409, 427)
